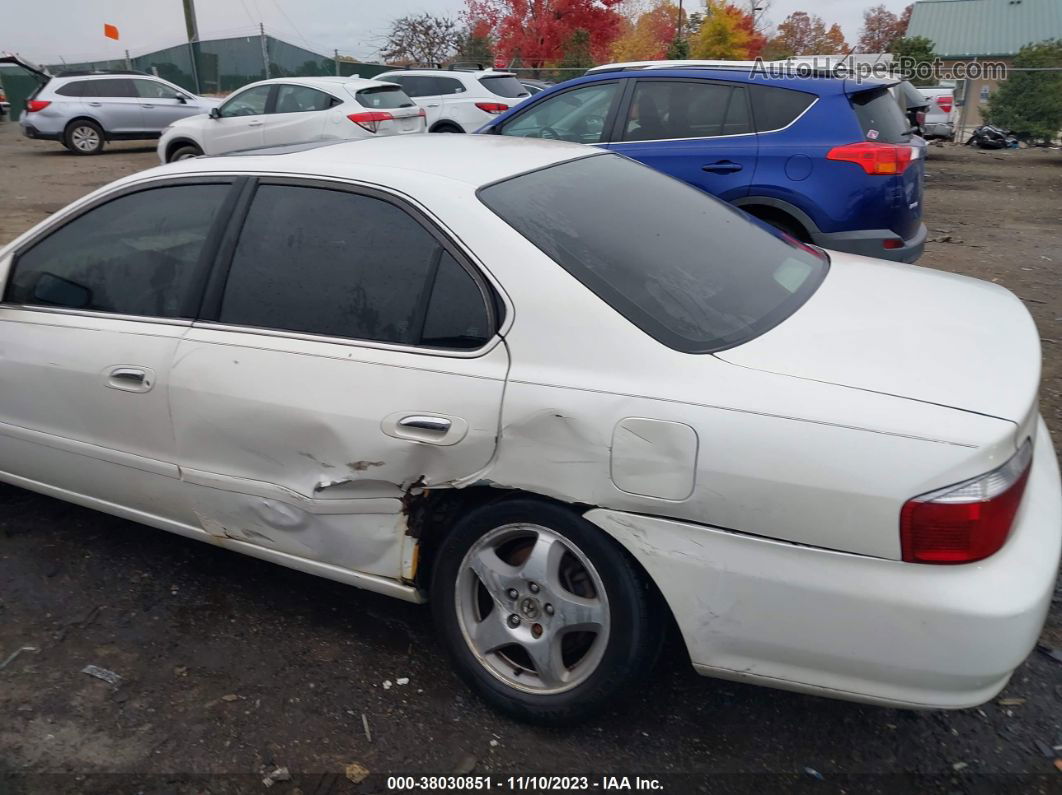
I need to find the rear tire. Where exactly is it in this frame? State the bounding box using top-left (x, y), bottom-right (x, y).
top-left (168, 143), bottom-right (203, 162)
top-left (64, 120), bottom-right (104, 155)
top-left (431, 499), bottom-right (663, 725)
top-left (431, 123), bottom-right (464, 133)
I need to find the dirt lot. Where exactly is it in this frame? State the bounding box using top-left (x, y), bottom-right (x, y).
top-left (0, 121), bottom-right (1060, 793)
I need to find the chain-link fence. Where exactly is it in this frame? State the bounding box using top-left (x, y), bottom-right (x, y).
top-left (43, 34), bottom-right (391, 96)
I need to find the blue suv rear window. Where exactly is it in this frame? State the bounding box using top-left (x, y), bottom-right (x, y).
top-left (479, 154), bottom-right (828, 354)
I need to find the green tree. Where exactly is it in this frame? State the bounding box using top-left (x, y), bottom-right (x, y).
top-left (666, 36), bottom-right (689, 59)
top-left (560, 28), bottom-right (595, 69)
top-left (987, 39), bottom-right (1062, 143)
top-left (456, 28), bottom-right (494, 67)
top-left (891, 35), bottom-right (936, 86)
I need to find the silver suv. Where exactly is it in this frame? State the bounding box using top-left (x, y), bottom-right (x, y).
top-left (18, 65), bottom-right (218, 155)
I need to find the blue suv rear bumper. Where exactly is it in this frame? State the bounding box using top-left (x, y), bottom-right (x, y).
top-left (813, 221), bottom-right (927, 264)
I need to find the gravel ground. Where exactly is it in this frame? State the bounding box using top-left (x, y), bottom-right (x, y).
top-left (0, 122), bottom-right (1060, 793)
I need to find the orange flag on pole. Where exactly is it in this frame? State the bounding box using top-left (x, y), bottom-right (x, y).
top-left (104, 24), bottom-right (120, 40)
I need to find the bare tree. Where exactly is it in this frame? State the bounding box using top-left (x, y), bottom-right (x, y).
top-left (380, 13), bottom-right (462, 66)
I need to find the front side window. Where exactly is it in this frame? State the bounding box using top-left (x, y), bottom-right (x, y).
top-left (6, 184), bottom-right (229, 319)
top-left (622, 81), bottom-right (750, 142)
top-left (220, 85), bottom-right (271, 117)
top-left (134, 79), bottom-right (181, 100)
top-left (274, 84), bottom-right (335, 113)
top-left (500, 82), bottom-right (618, 144)
top-left (218, 185), bottom-right (492, 348)
top-left (479, 155), bottom-right (827, 353)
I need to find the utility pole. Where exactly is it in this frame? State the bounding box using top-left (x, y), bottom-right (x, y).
top-left (260, 22), bottom-right (270, 79)
top-left (334, 48), bottom-right (340, 76)
top-left (124, 49), bottom-right (132, 70)
top-left (181, 0), bottom-right (202, 93)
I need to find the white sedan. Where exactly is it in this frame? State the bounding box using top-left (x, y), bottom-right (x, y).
top-left (1, 136), bottom-right (1058, 724)
top-left (156, 76), bottom-right (425, 162)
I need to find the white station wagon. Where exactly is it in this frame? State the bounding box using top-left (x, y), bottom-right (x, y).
top-left (0, 136), bottom-right (1058, 724)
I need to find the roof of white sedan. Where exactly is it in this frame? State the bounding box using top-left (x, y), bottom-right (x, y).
top-left (154, 135), bottom-right (595, 188)
top-left (236, 75), bottom-right (398, 92)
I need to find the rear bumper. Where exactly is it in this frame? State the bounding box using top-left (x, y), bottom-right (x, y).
top-left (587, 417), bottom-right (1061, 710)
top-left (813, 221), bottom-right (927, 264)
top-left (923, 122), bottom-right (955, 139)
top-left (20, 122), bottom-right (61, 142)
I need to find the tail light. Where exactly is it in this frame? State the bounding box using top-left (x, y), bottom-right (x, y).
top-left (347, 111), bottom-right (393, 133)
top-left (936, 96), bottom-right (953, 113)
top-left (900, 441), bottom-right (1032, 564)
top-left (827, 142), bottom-right (916, 175)
top-left (475, 102), bottom-right (509, 114)
top-left (25, 99), bottom-right (51, 113)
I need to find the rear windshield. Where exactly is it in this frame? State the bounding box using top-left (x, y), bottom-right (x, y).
top-left (356, 85), bottom-right (415, 109)
top-left (479, 155), bottom-right (828, 353)
top-left (852, 86), bottom-right (912, 143)
top-left (479, 75), bottom-right (529, 99)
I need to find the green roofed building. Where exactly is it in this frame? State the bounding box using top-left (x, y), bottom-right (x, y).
top-left (907, 0), bottom-right (1062, 132)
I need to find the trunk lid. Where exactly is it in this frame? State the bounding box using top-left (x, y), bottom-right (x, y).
top-left (716, 252), bottom-right (1041, 424)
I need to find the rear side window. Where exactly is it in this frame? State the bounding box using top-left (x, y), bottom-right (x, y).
top-left (622, 80), bottom-right (751, 141)
top-left (389, 75), bottom-right (435, 97)
top-left (274, 84), bottom-right (335, 113)
top-left (219, 185), bottom-right (492, 348)
top-left (82, 78), bottom-right (135, 98)
top-left (748, 85), bottom-right (815, 132)
top-left (480, 155), bottom-right (827, 353)
top-left (479, 75), bottom-right (528, 99)
top-left (7, 184), bottom-right (228, 318)
top-left (55, 81), bottom-right (88, 97)
top-left (851, 86), bottom-right (911, 143)
top-left (357, 85), bottom-right (415, 109)
top-left (134, 79), bottom-right (180, 99)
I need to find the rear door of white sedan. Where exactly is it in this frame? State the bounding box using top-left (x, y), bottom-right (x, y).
top-left (167, 178), bottom-right (508, 581)
top-left (0, 178), bottom-right (238, 526)
top-left (260, 83), bottom-right (335, 147)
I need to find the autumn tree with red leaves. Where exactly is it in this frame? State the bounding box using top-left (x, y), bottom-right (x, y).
top-left (465, 0), bottom-right (626, 68)
top-left (766, 11), bottom-right (847, 58)
top-left (857, 4), bottom-right (910, 54)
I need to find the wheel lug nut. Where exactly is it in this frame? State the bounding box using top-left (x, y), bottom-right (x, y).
top-left (507, 614), bottom-right (520, 628)
top-left (529, 582), bottom-right (540, 594)
top-left (544, 604), bottom-right (554, 616)
top-left (507, 588), bottom-right (518, 600)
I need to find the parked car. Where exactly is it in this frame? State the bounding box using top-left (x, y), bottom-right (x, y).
top-left (157, 76), bottom-right (424, 162)
top-left (919, 85), bottom-right (956, 139)
top-left (0, 85), bottom-right (8, 118)
top-left (478, 65), bottom-right (928, 263)
top-left (374, 68), bottom-right (529, 132)
top-left (13, 63), bottom-right (219, 155)
top-left (0, 135), bottom-right (1056, 724)
top-left (890, 78), bottom-right (931, 137)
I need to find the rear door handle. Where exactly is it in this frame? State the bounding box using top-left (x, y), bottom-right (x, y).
top-left (105, 366), bottom-right (154, 393)
top-left (703, 160), bottom-right (743, 174)
top-left (141, 103), bottom-right (155, 108)
top-left (247, 120), bottom-right (263, 127)
top-left (425, 103), bottom-right (440, 108)
top-left (382, 412), bottom-right (468, 446)
top-left (87, 102), bottom-right (102, 107)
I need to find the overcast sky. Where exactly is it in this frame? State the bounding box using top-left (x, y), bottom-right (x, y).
top-left (1, 0), bottom-right (913, 66)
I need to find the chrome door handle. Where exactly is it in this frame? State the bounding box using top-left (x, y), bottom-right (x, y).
top-left (398, 415), bottom-right (451, 433)
top-left (247, 120), bottom-right (263, 127)
top-left (106, 366), bottom-right (154, 393)
top-left (426, 103), bottom-right (439, 108)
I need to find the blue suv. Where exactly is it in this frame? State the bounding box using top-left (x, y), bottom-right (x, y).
top-left (477, 66), bottom-right (927, 263)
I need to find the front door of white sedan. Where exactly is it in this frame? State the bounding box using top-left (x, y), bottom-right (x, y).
top-left (202, 84), bottom-right (272, 154)
top-left (0, 180), bottom-right (235, 527)
top-left (167, 179), bottom-right (508, 581)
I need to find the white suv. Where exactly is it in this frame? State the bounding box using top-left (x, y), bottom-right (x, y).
top-left (374, 69), bottom-right (529, 133)
top-left (157, 76), bottom-right (425, 162)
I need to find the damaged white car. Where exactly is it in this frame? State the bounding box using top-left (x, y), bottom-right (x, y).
top-left (0, 136), bottom-right (1058, 724)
